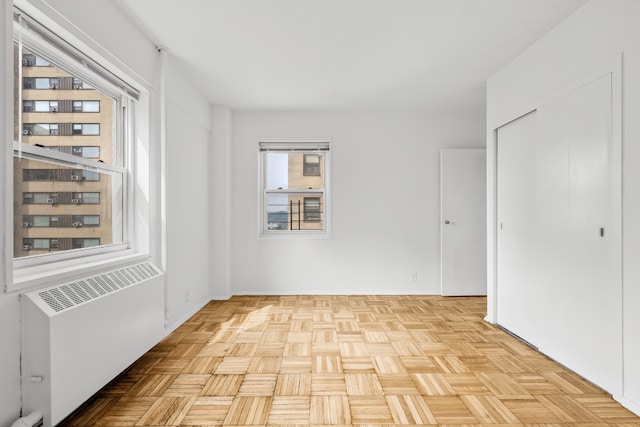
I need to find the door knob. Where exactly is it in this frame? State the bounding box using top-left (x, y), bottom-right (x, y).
top-left (444, 220), bottom-right (450, 224)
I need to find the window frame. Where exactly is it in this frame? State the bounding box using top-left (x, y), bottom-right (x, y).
top-left (258, 139), bottom-right (331, 238)
top-left (4, 3), bottom-right (150, 292)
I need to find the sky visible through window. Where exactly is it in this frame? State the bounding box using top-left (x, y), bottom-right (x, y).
top-left (267, 153), bottom-right (288, 213)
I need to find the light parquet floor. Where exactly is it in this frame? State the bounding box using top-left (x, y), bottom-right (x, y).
top-left (62, 295), bottom-right (640, 426)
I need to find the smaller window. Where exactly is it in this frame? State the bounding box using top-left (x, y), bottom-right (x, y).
top-left (304, 197), bottom-right (322, 221)
top-left (73, 192), bottom-right (100, 204)
top-left (73, 123), bottom-right (100, 135)
top-left (32, 216), bottom-right (51, 227)
top-left (23, 77), bottom-right (58, 89)
top-left (23, 192), bottom-right (56, 204)
top-left (33, 239), bottom-right (50, 250)
top-left (72, 78), bottom-right (93, 90)
top-left (73, 238), bottom-right (100, 249)
top-left (22, 123), bottom-right (58, 136)
top-left (260, 141), bottom-right (329, 234)
top-left (73, 215), bottom-right (100, 227)
top-left (70, 169), bottom-right (99, 181)
top-left (22, 54), bottom-right (36, 67)
top-left (27, 101), bottom-right (60, 113)
top-left (73, 100), bottom-right (100, 112)
top-left (79, 146), bottom-right (100, 158)
top-left (303, 154), bottom-right (321, 176)
top-left (22, 53), bottom-right (50, 67)
top-left (22, 238), bottom-right (60, 251)
top-left (23, 169), bottom-right (53, 181)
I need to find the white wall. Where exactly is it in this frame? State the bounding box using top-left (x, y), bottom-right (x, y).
top-left (164, 59), bottom-right (213, 330)
top-left (0, 1), bottom-right (213, 425)
top-left (211, 106), bottom-right (233, 300)
top-left (230, 110), bottom-right (485, 295)
top-left (486, 0), bottom-right (640, 414)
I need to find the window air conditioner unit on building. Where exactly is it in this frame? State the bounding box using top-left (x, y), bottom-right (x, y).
top-left (23, 245), bottom-right (32, 251)
top-left (73, 84), bottom-right (81, 89)
top-left (23, 129), bottom-right (31, 135)
top-left (22, 222), bottom-right (31, 227)
top-left (71, 175), bottom-right (81, 181)
top-left (50, 84), bottom-right (57, 89)
top-left (71, 199), bottom-right (81, 204)
top-left (46, 199), bottom-right (55, 204)
top-left (72, 222), bottom-right (82, 227)
top-left (51, 107), bottom-right (57, 113)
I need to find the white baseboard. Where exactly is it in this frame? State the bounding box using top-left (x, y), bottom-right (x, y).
top-left (164, 299), bottom-right (210, 337)
top-left (618, 396), bottom-right (640, 417)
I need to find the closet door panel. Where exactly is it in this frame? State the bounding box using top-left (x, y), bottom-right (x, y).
top-left (496, 111), bottom-right (541, 344)
top-left (536, 73), bottom-right (620, 394)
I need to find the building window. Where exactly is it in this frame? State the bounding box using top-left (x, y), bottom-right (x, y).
top-left (22, 237), bottom-right (98, 252)
top-left (22, 168), bottom-right (100, 182)
top-left (72, 100), bottom-right (100, 112)
top-left (72, 123), bottom-right (100, 135)
top-left (47, 146), bottom-right (100, 159)
top-left (22, 123), bottom-right (58, 136)
top-left (73, 215), bottom-right (100, 227)
top-left (72, 78), bottom-right (94, 90)
top-left (22, 53), bottom-right (50, 67)
top-left (73, 146), bottom-right (100, 158)
top-left (303, 154), bottom-right (321, 176)
top-left (23, 100), bottom-right (58, 112)
top-left (23, 77), bottom-right (58, 89)
top-left (72, 238), bottom-right (100, 249)
top-left (260, 141), bottom-right (330, 234)
top-left (303, 197), bottom-right (322, 221)
top-left (75, 192), bottom-right (100, 204)
top-left (22, 215), bottom-right (99, 228)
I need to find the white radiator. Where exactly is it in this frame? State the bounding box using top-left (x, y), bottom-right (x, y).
top-left (20, 262), bottom-right (165, 427)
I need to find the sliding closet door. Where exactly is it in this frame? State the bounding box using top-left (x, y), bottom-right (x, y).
top-left (496, 73), bottom-right (621, 395)
top-left (536, 74), bottom-right (620, 394)
top-left (496, 111), bottom-right (540, 342)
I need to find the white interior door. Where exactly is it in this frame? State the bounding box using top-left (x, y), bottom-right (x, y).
top-left (440, 148), bottom-right (486, 296)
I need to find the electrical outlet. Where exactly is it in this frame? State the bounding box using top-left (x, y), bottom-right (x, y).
top-left (184, 290), bottom-right (190, 303)
top-left (411, 272), bottom-right (418, 282)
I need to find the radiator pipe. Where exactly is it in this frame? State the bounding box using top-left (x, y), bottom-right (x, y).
top-left (11, 410), bottom-right (42, 427)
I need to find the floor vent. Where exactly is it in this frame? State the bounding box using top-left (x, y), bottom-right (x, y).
top-left (36, 262), bottom-right (160, 313)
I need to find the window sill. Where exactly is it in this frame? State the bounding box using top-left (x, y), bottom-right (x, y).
top-left (259, 231), bottom-right (330, 240)
top-left (9, 250), bottom-right (152, 293)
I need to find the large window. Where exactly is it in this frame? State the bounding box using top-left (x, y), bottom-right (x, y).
top-left (260, 141), bottom-right (330, 235)
top-left (12, 7), bottom-right (139, 267)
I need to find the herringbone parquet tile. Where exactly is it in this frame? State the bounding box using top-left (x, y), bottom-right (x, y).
top-left (62, 295), bottom-right (640, 426)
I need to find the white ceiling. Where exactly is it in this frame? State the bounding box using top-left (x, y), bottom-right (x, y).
top-left (116, 0), bottom-right (587, 111)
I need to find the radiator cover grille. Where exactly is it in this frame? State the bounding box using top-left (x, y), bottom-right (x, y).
top-left (36, 262), bottom-right (160, 313)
